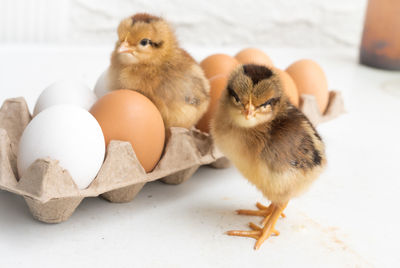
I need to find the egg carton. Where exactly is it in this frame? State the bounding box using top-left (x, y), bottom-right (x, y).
top-left (0, 97), bottom-right (229, 223)
top-left (0, 91), bottom-right (344, 224)
top-left (299, 90), bottom-right (345, 126)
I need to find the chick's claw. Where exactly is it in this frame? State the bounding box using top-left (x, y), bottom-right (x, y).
top-left (236, 202), bottom-right (273, 216)
top-left (236, 202), bottom-right (285, 222)
top-left (248, 222), bottom-right (279, 235)
top-left (255, 202), bottom-right (269, 210)
top-left (249, 222), bottom-right (262, 230)
top-left (226, 230), bottom-right (261, 240)
top-left (228, 202), bottom-right (287, 249)
top-left (226, 226), bottom-right (280, 243)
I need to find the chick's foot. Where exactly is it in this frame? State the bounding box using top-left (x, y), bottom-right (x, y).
top-left (236, 202), bottom-right (286, 223)
top-left (227, 202), bottom-right (288, 250)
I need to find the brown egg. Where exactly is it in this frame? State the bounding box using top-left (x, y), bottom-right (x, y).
top-left (286, 59), bottom-right (329, 114)
top-left (90, 90), bottom-right (165, 172)
top-left (235, 48), bottom-right (273, 67)
top-left (196, 75), bottom-right (228, 133)
top-left (200, 54), bottom-right (239, 79)
top-left (273, 68), bottom-right (299, 107)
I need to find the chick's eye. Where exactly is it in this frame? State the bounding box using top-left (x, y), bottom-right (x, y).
top-left (260, 97), bottom-right (278, 108)
top-left (139, 38), bottom-right (150, 46)
top-left (261, 99), bottom-right (272, 107)
top-left (227, 86), bottom-right (240, 103)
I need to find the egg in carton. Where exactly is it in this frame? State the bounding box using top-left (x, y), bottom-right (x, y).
top-left (0, 97), bottom-right (229, 223)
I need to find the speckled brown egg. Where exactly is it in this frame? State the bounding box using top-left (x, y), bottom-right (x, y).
top-left (235, 48), bottom-right (273, 67)
top-left (286, 59), bottom-right (329, 114)
top-left (273, 68), bottom-right (299, 107)
top-left (89, 90), bottom-right (165, 172)
top-left (196, 75), bottom-right (228, 133)
top-left (200, 54), bottom-right (239, 79)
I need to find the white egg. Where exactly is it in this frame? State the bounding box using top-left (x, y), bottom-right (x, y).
top-left (94, 69), bottom-right (112, 98)
top-left (17, 105), bottom-right (105, 189)
top-left (33, 79), bottom-right (98, 117)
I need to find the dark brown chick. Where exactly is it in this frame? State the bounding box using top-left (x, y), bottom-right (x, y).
top-left (210, 64), bottom-right (326, 250)
top-left (108, 13), bottom-right (210, 129)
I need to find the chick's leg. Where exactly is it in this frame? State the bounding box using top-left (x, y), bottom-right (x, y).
top-left (254, 203), bottom-right (287, 249)
top-left (227, 202), bottom-right (288, 250)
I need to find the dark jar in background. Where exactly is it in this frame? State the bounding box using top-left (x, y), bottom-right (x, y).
top-left (360, 0), bottom-right (400, 70)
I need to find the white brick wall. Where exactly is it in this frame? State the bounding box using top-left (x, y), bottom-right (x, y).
top-left (0, 0), bottom-right (70, 43)
top-left (0, 0), bottom-right (367, 48)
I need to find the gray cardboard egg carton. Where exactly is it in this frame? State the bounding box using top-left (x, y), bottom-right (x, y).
top-left (0, 91), bottom-right (344, 223)
top-left (0, 97), bottom-right (229, 223)
top-left (300, 90), bottom-right (345, 126)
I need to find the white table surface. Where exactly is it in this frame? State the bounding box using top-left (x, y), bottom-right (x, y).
top-left (0, 45), bottom-right (399, 268)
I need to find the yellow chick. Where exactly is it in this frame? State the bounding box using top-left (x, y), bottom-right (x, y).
top-left (211, 64), bottom-right (326, 250)
top-left (108, 13), bottom-right (210, 129)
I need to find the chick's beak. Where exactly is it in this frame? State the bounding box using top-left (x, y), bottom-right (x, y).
top-left (244, 103), bottom-right (256, 120)
top-left (118, 41), bottom-right (134, 54)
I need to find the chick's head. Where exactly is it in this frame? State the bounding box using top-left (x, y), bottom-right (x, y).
top-left (221, 64), bottom-right (287, 128)
top-left (114, 13), bottom-right (176, 66)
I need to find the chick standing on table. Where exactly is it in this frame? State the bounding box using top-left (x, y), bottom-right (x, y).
top-left (211, 64), bottom-right (326, 250)
top-left (108, 13), bottom-right (210, 129)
